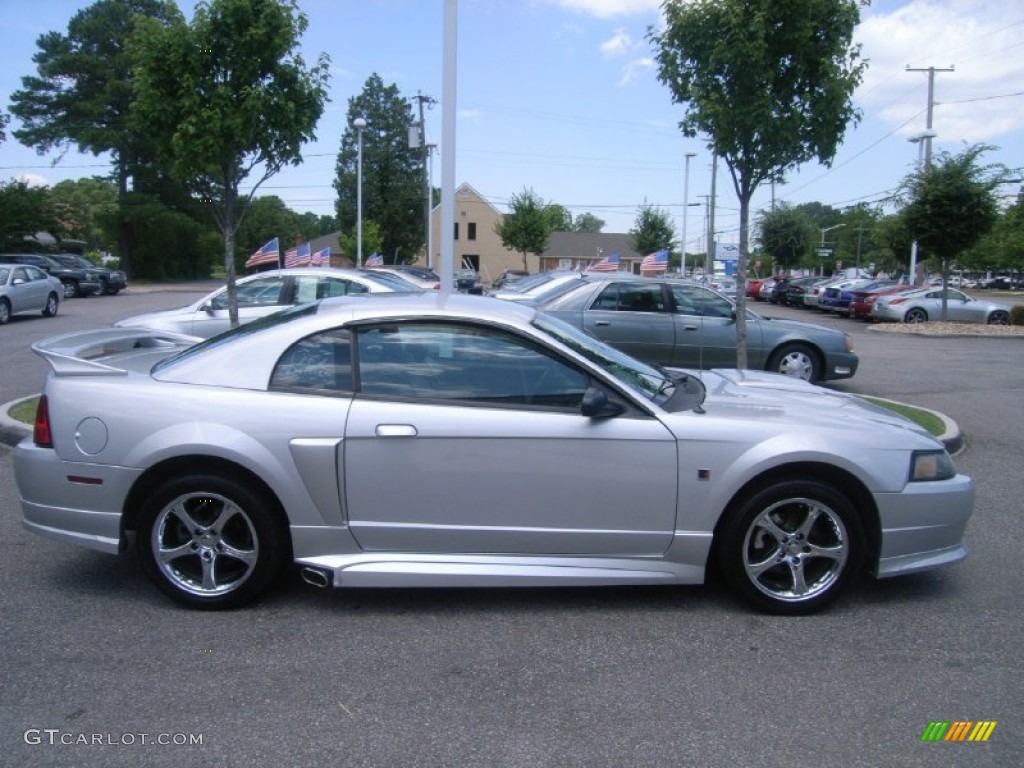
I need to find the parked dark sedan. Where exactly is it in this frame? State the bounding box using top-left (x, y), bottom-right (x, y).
top-left (50, 254), bottom-right (127, 295)
top-left (538, 276), bottom-right (858, 382)
top-left (0, 252), bottom-right (101, 298)
top-left (783, 276), bottom-right (827, 307)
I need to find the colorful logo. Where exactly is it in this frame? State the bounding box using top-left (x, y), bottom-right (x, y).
top-left (921, 721), bottom-right (997, 742)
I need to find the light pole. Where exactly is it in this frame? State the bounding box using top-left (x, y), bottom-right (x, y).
top-left (907, 129), bottom-right (937, 285)
top-left (354, 116), bottom-right (367, 267)
top-left (819, 223), bottom-right (845, 275)
top-left (682, 151), bottom-right (697, 275)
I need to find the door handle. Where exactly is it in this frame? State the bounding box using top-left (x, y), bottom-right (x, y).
top-left (594, 320), bottom-right (610, 326)
top-left (681, 325), bottom-right (698, 331)
top-left (375, 424), bottom-right (418, 437)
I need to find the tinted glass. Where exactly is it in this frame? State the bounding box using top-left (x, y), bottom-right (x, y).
top-left (356, 322), bottom-right (587, 408)
top-left (270, 328), bottom-right (354, 394)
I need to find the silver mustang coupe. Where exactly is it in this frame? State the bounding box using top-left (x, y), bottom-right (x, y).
top-left (15, 294), bottom-right (973, 614)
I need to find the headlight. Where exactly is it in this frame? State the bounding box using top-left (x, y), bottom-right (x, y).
top-left (844, 333), bottom-right (854, 352)
top-left (909, 450), bottom-right (956, 482)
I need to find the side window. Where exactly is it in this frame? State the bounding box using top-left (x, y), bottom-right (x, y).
top-left (211, 277), bottom-right (287, 309)
top-left (270, 328), bottom-right (353, 394)
top-left (671, 284), bottom-right (733, 318)
top-left (12, 267), bottom-right (30, 283)
top-left (356, 323), bottom-right (587, 409)
top-left (591, 283), bottom-right (665, 313)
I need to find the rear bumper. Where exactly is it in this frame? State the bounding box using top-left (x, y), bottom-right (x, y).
top-left (14, 441), bottom-right (140, 555)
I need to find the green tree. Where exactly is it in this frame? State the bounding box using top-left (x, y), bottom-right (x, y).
top-left (338, 221), bottom-right (383, 263)
top-left (132, 0), bottom-right (329, 326)
top-left (48, 177), bottom-right (119, 253)
top-left (650, 0), bottom-right (865, 368)
top-left (900, 144), bottom-right (1010, 318)
top-left (0, 111), bottom-right (8, 143)
top-left (542, 204), bottom-right (574, 233)
top-left (964, 195), bottom-right (1024, 275)
top-left (756, 204), bottom-right (816, 273)
top-left (0, 180), bottom-right (65, 251)
top-left (494, 188), bottom-right (551, 272)
top-left (9, 0), bottom-right (182, 276)
top-left (572, 212), bottom-right (605, 233)
top-left (630, 203), bottom-right (676, 260)
top-left (334, 75), bottom-right (422, 264)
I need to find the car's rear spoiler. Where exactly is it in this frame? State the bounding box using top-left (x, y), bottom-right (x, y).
top-left (31, 328), bottom-right (201, 376)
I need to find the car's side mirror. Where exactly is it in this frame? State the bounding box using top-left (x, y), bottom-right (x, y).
top-left (581, 386), bottom-right (624, 418)
top-left (12, 278), bottom-right (25, 286)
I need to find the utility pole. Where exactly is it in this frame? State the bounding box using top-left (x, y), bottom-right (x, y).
top-left (906, 65), bottom-right (953, 167)
top-left (414, 91), bottom-right (437, 267)
top-left (705, 153), bottom-right (717, 278)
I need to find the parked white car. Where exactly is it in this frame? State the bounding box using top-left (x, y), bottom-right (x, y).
top-left (872, 287), bottom-right (1011, 324)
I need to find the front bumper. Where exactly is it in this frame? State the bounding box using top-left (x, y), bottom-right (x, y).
top-left (874, 473), bottom-right (974, 578)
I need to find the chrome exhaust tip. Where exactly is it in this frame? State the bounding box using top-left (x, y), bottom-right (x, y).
top-left (300, 566), bottom-right (331, 589)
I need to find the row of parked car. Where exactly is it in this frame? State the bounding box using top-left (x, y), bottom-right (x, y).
top-left (747, 274), bottom-right (1014, 326)
top-left (0, 252), bottom-right (128, 325)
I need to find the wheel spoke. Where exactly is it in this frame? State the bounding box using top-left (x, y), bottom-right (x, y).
top-left (796, 505), bottom-right (823, 538)
top-left (787, 559), bottom-right (809, 595)
top-left (747, 547), bottom-right (785, 577)
top-left (219, 541), bottom-right (257, 566)
top-left (754, 514), bottom-right (789, 544)
top-left (158, 541), bottom-right (193, 564)
top-left (166, 500), bottom-right (201, 531)
top-left (805, 542), bottom-right (844, 562)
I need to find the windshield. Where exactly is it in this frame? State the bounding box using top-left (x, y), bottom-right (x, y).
top-left (532, 313), bottom-right (677, 404)
top-left (360, 270), bottom-right (425, 291)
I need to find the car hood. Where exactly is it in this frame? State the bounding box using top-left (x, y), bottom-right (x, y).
top-left (672, 368), bottom-right (938, 446)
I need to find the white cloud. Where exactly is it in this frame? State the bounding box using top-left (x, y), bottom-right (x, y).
top-left (600, 28), bottom-right (635, 58)
top-left (619, 56), bottom-right (654, 85)
top-left (458, 108), bottom-right (482, 121)
top-left (17, 173), bottom-right (49, 188)
top-left (546, 0), bottom-right (662, 18)
top-left (856, 0), bottom-right (1024, 142)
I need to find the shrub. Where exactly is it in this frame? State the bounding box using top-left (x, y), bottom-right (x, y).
top-left (1011, 305), bottom-right (1024, 326)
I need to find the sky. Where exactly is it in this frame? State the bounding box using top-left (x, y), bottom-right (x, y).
top-left (1, 0), bottom-right (1022, 253)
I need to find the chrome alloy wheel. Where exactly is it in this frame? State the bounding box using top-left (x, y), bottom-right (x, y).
top-left (151, 492), bottom-right (259, 598)
top-left (742, 497), bottom-right (849, 604)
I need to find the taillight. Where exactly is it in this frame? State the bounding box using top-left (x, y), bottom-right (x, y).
top-left (33, 395), bottom-right (53, 448)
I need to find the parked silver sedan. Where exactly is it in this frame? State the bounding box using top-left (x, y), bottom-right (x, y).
top-left (114, 267), bottom-right (418, 337)
top-left (538, 276), bottom-right (857, 382)
top-left (0, 264), bottom-right (61, 324)
top-left (15, 294), bottom-right (973, 614)
top-left (871, 286), bottom-right (1011, 324)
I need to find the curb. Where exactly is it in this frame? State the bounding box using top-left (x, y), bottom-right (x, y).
top-left (1, 393), bottom-right (966, 454)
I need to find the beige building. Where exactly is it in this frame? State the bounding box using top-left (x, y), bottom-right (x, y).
top-left (426, 183), bottom-right (523, 284)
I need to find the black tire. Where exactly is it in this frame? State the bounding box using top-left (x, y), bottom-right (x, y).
top-left (0, 298), bottom-right (10, 325)
top-left (904, 307), bottom-right (928, 324)
top-left (766, 343), bottom-right (820, 382)
top-left (136, 473), bottom-right (289, 609)
top-left (717, 480), bottom-right (865, 615)
top-left (42, 293), bottom-right (59, 317)
top-left (988, 310), bottom-right (1009, 325)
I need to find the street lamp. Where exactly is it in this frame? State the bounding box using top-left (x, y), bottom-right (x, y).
top-left (819, 223), bottom-right (845, 276)
top-left (907, 130), bottom-right (937, 285)
top-left (682, 152), bottom-right (697, 275)
top-left (354, 116), bottom-right (367, 267)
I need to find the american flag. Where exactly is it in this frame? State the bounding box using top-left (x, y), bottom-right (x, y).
top-left (365, 252), bottom-right (384, 267)
top-left (284, 242), bottom-right (312, 268)
top-left (245, 237), bottom-right (280, 269)
top-left (311, 247), bottom-right (330, 266)
top-left (640, 249), bottom-right (669, 274)
top-left (586, 252), bottom-right (620, 272)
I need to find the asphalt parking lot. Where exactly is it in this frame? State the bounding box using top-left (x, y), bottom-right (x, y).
top-left (1, 285), bottom-right (1022, 767)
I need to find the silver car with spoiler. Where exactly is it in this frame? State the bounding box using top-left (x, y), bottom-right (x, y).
top-left (15, 294), bottom-right (974, 614)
